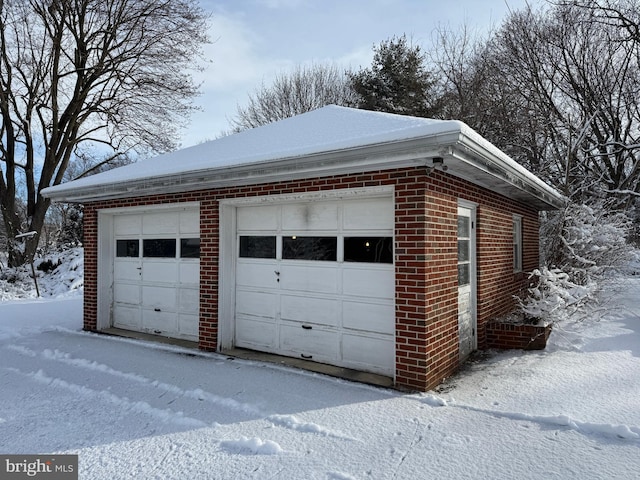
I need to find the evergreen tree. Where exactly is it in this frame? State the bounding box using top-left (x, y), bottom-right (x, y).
top-left (349, 35), bottom-right (437, 117)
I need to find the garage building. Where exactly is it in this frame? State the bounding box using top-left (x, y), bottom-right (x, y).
top-left (42, 105), bottom-right (565, 391)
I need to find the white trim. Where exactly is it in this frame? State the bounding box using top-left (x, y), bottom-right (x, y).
top-left (97, 212), bottom-right (114, 331)
top-left (218, 202), bottom-right (237, 349)
top-left (218, 185), bottom-right (395, 208)
top-left (457, 199), bottom-right (479, 210)
top-left (99, 201), bottom-right (200, 215)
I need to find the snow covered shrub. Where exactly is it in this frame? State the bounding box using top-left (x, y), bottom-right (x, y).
top-left (517, 267), bottom-right (597, 325)
top-left (525, 200), bottom-right (633, 325)
top-left (37, 258), bottom-right (62, 273)
top-left (541, 200), bottom-right (633, 283)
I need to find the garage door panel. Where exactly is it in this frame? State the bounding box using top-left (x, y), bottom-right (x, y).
top-left (342, 334), bottom-right (395, 376)
top-left (178, 314), bottom-right (199, 339)
top-left (114, 215), bottom-right (141, 235)
top-left (237, 205), bottom-right (279, 231)
top-left (343, 267), bottom-right (394, 299)
top-left (114, 261), bottom-right (140, 282)
top-left (236, 290), bottom-right (277, 319)
top-left (142, 310), bottom-right (177, 334)
top-left (280, 324), bottom-right (338, 359)
top-left (114, 283), bottom-right (140, 305)
top-left (143, 212), bottom-right (179, 235)
top-left (179, 263), bottom-right (199, 285)
top-left (343, 301), bottom-right (394, 335)
top-left (178, 288), bottom-right (199, 314)
top-left (280, 264), bottom-right (338, 294)
top-left (236, 317), bottom-right (276, 349)
top-left (343, 198), bottom-right (393, 230)
top-left (142, 262), bottom-right (178, 283)
top-left (237, 261), bottom-right (277, 289)
top-left (180, 210), bottom-right (199, 234)
top-left (113, 305), bottom-right (141, 329)
top-left (281, 202), bottom-right (338, 230)
top-left (142, 286), bottom-right (177, 310)
top-left (280, 295), bottom-right (339, 326)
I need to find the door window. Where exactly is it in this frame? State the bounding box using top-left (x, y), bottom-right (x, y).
top-left (344, 237), bottom-right (393, 263)
top-left (239, 236), bottom-right (276, 259)
top-left (513, 215), bottom-right (523, 272)
top-left (282, 236), bottom-right (337, 261)
top-left (116, 239), bottom-right (140, 258)
top-left (143, 239), bottom-right (177, 258)
top-left (457, 215), bottom-right (471, 286)
top-left (180, 238), bottom-right (200, 258)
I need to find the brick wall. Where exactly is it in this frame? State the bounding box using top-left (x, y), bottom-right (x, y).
top-left (83, 166), bottom-right (540, 391)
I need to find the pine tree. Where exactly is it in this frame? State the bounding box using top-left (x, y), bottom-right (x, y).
top-left (349, 35), bottom-right (437, 117)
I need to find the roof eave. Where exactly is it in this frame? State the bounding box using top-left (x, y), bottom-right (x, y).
top-left (441, 131), bottom-right (567, 210)
top-left (41, 130), bottom-right (566, 210)
top-left (41, 136), bottom-right (453, 203)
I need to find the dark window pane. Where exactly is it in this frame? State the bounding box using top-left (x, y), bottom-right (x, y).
top-left (181, 238), bottom-right (200, 258)
top-left (344, 237), bottom-right (393, 264)
top-left (458, 240), bottom-right (470, 262)
top-left (458, 263), bottom-right (470, 286)
top-left (283, 236), bottom-right (337, 261)
top-left (143, 239), bottom-right (176, 258)
top-left (239, 236), bottom-right (276, 259)
top-left (458, 215), bottom-right (470, 237)
top-left (116, 239), bottom-right (139, 258)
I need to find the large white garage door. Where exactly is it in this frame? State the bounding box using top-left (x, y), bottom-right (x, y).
top-left (235, 196), bottom-right (395, 376)
top-left (112, 208), bottom-right (200, 341)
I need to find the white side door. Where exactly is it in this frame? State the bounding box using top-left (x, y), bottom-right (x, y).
top-left (457, 204), bottom-right (477, 361)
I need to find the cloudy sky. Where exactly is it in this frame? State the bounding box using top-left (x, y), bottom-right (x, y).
top-left (183, 0), bottom-right (540, 147)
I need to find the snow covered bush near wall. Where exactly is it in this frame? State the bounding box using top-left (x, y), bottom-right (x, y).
top-left (524, 200), bottom-right (636, 325)
top-left (542, 200), bottom-right (633, 281)
top-left (517, 267), bottom-right (598, 325)
top-left (0, 247), bottom-right (83, 301)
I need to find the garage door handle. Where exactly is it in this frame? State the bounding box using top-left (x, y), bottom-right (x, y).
top-left (154, 308), bottom-right (161, 312)
top-left (301, 325), bottom-right (312, 330)
top-left (301, 354), bottom-right (313, 359)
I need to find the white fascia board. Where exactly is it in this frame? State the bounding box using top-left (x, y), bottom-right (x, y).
top-left (41, 138), bottom-right (448, 203)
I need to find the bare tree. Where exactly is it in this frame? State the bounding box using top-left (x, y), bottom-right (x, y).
top-left (0, 0), bottom-right (209, 266)
top-left (431, 2), bottom-right (640, 207)
top-left (230, 63), bottom-right (357, 132)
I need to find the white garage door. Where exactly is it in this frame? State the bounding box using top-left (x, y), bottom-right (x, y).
top-left (235, 196), bottom-right (395, 376)
top-left (112, 208), bottom-right (200, 341)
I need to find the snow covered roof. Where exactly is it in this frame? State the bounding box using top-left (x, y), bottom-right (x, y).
top-left (41, 105), bottom-right (565, 209)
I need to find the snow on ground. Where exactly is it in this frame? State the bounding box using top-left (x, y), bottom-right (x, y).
top-left (0, 247), bottom-right (83, 301)
top-left (1, 254), bottom-right (639, 479)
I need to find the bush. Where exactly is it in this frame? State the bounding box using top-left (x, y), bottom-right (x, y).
top-left (522, 200), bottom-right (634, 325)
top-left (517, 267), bottom-right (597, 325)
top-left (37, 258), bottom-right (62, 273)
top-left (542, 200), bottom-right (633, 282)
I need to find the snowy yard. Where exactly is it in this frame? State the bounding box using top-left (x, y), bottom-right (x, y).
top-left (1, 264), bottom-right (639, 479)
